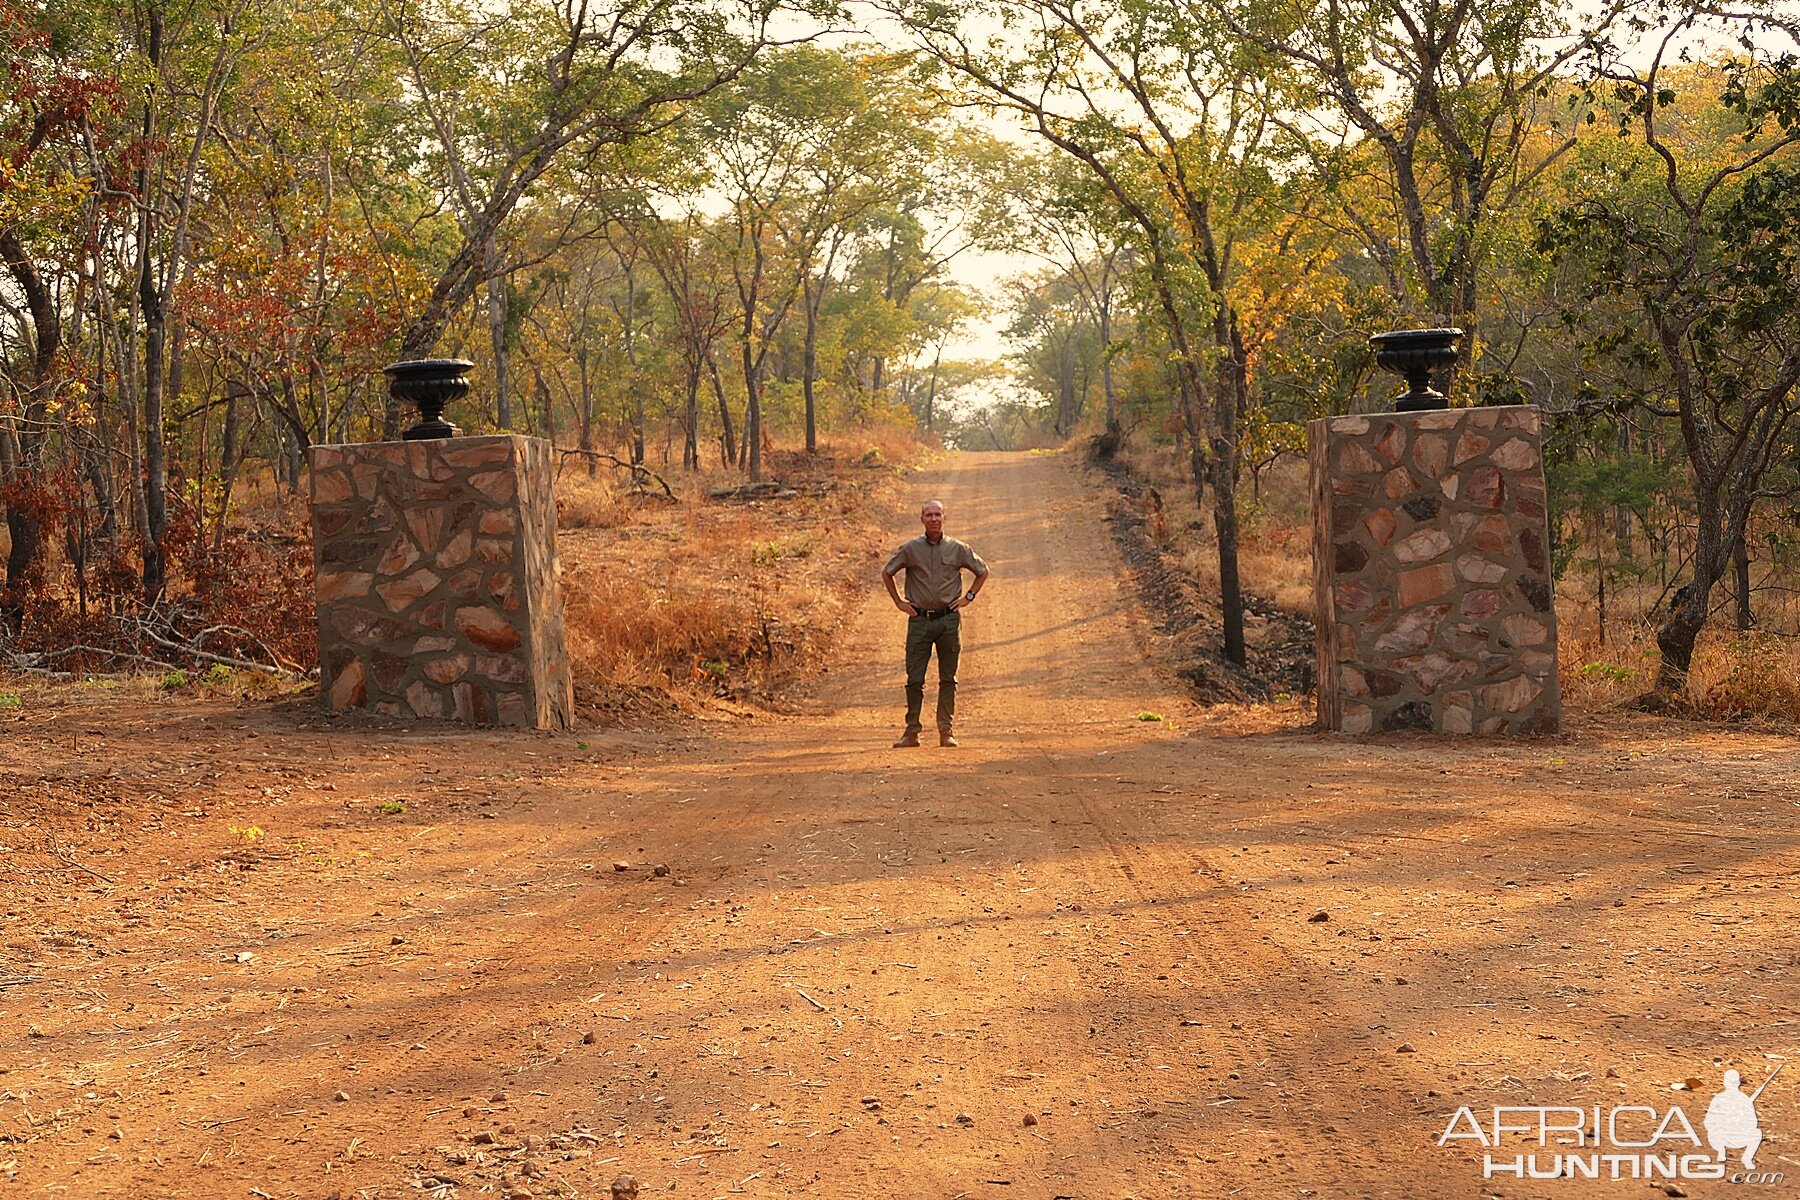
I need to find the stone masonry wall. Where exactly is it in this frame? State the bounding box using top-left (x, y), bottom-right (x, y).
top-left (1309, 405), bottom-right (1560, 735)
top-left (309, 435), bottom-right (574, 730)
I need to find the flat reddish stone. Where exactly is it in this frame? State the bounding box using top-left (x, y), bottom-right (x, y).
top-left (329, 659), bottom-right (366, 709)
top-left (1502, 613), bottom-right (1548, 646)
top-left (434, 529), bottom-right (473, 571)
top-left (1464, 466), bottom-right (1505, 508)
top-left (376, 567), bottom-right (442, 611)
top-left (1394, 528), bottom-right (1452, 564)
top-left (313, 470), bottom-right (353, 504)
top-left (1398, 563), bottom-right (1456, 606)
top-left (1364, 508), bottom-right (1398, 549)
top-left (1461, 589), bottom-right (1501, 619)
top-left (456, 606), bottom-right (522, 653)
top-left (452, 682), bottom-right (493, 724)
top-left (1453, 432), bottom-right (1491, 464)
top-left (1479, 674), bottom-right (1541, 713)
top-left (405, 680), bottom-right (444, 719)
top-left (447, 569), bottom-right (482, 600)
top-left (1376, 604), bottom-right (1450, 653)
top-left (1470, 516), bottom-right (1512, 554)
top-left (423, 654), bottom-right (468, 684)
top-left (1373, 423), bottom-right (1408, 464)
top-left (1410, 433), bottom-right (1448, 478)
top-left (1337, 441), bottom-right (1385, 475)
top-left (477, 653), bottom-right (528, 685)
top-left (1395, 651), bottom-right (1474, 692)
top-left (377, 536), bottom-right (421, 577)
top-left (1456, 554), bottom-right (1508, 584)
top-left (1490, 438), bottom-right (1537, 470)
top-left (439, 439), bottom-right (515, 471)
top-left (470, 468), bottom-right (518, 503)
top-left (316, 570), bottom-right (373, 603)
top-left (496, 691), bottom-right (531, 726)
top-left (1442, 691), bottom-right (1474, 735)
top-left (1335, 579), bottom-right (1377, 612)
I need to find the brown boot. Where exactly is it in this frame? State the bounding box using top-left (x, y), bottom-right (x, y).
top-left (892, 730), bottom-right (921, 748)
top-left (939, 732), bottom-right (959, 747)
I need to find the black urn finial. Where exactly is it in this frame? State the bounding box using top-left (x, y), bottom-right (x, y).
top-left (1369, 328), bottom-right (1462, 412)
top-left (386, 359), bottom-right (472, 441)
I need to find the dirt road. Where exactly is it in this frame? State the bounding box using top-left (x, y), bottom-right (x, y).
top-left (6, 450), bottom-right (1800, 1199)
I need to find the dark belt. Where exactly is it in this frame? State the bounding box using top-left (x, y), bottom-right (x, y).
top-left (916, 607), bottom-right (955, 620)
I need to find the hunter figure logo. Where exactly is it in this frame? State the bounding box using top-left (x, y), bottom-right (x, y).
top-left (1705, 1068), bottom-right (1767, 1169)
top-left (1438, 1063), bottom-right (1785, 1184)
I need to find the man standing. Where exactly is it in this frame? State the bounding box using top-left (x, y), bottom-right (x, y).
top-left (883, 499), bottom-right (989, 747)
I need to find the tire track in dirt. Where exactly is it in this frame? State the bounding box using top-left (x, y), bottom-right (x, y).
top-left (17, 449), bottom-right (1800, 1200)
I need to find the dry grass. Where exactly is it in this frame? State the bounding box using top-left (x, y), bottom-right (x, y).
top-left (554, 433), bottom-right (928, 718)
top-left (1556, 579), bottom-right (1800, 721)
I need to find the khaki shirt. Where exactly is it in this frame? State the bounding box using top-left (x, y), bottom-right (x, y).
top-left (885, 535), bottom-right (988, 608)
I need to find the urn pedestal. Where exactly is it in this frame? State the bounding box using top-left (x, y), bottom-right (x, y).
top-left (309, 434), bottom-right (574, 730)
top-left (1308, 405), bottom-right (1560, 735)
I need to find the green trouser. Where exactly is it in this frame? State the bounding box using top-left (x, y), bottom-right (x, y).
top-left (903, 610), bottom-right (961, 734)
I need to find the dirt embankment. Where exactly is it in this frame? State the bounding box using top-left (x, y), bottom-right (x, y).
top-left (1088, 438), bottom-right (1313, 705)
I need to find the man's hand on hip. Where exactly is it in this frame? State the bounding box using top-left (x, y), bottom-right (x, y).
top-left (897, 599), bottom-right (918, 616)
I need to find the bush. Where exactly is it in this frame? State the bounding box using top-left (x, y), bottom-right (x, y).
top-left (1696, 634), bottom-right (1800, 721)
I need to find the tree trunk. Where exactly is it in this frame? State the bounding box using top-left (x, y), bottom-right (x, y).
top-left (137, 4), bottom-right (169, 603)
top-left (1099, 292), bottom-right (1118, 435)
top-left (1734, 534), bottom-right (1752, 631)
top-left (683, 359), bottom-right (701, 470)
top-left (708, 351), bottom-right (737, 468)
top-left (624, 269), bottom-right (644, 465)
top-left (802, 276), bottom-right (820, 454)
top-left (488, 263), bottom-right (511, 429)
top-left (534, 367), bottom-right (557, 445)
top-left (739, 338), bottom-right (762, 482)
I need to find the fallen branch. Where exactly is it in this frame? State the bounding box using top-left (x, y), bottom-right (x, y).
top-left (139, 623), bottom-right (295, 674)
top-left (707, 481), bottom-right (799, 502)
top-left (49, 835), bottom-right (114, 884)
top-left (556, 448), bottom-right (677, 500)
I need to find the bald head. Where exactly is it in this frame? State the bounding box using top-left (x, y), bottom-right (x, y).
top-left (920, 500), bottom-right (945, 541)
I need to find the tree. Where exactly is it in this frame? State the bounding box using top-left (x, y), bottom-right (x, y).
top-left (1541, 42), bottom-right (1800, 698)
top-left (888, 0), bottom-right (1283, 665)
top-left (1221, 0), bottom-right (1637, 373)
top-left (377, 0), bottom-right (801, 436)
top-left (0, 0), bottom-right (121, 625)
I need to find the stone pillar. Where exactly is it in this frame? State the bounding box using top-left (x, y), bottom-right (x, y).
top-left (309, 434), bottom-right (574, 730)
top-left (1309, 405), bottom-right (1560, 735)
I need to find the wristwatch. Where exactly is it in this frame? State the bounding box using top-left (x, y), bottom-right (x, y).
top-left (964, 590), bottom-right (976, 602)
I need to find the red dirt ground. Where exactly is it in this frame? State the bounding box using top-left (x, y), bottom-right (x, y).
top-left (4, 450), bottom-right (1799, 1199)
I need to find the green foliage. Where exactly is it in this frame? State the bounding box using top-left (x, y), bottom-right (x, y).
top-left (0, 692), bottom-right (20, 710)
top-left (377, 800), bottom-right (406, 815)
